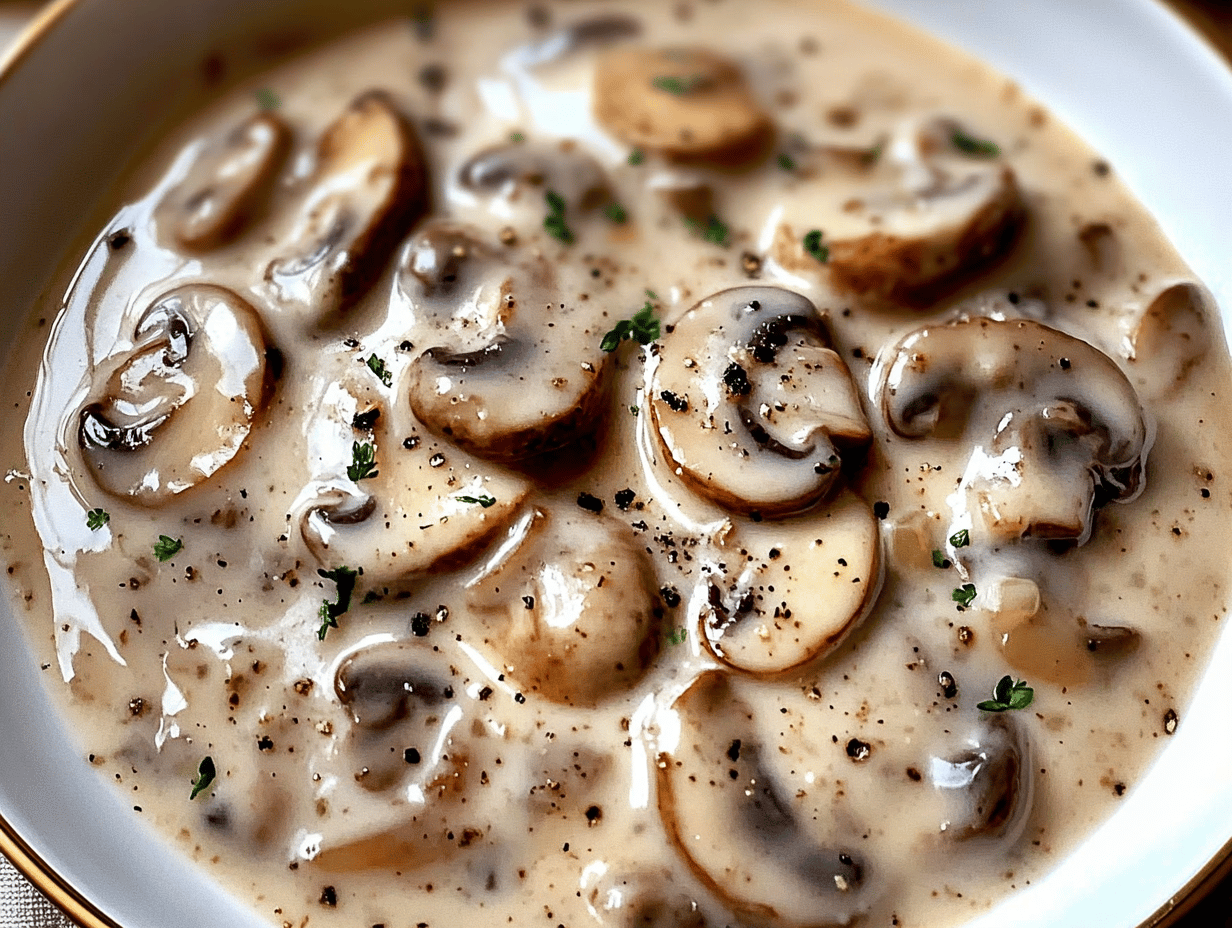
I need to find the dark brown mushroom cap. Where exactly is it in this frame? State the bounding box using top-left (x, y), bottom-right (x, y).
top-left (592, 46), bottom-right (773, 166)
top-left (581, 866), bottom-right (708, 928)
top-left (658, 671), bottom-right (873, 927)
top-left (402, 222), bottom-right (611, 462)
top-left (876, 316), bottom-right (1148, 542)
top-left (458, 141), bottom-right (611, 215)
top-left (464, 507), bottom-right (660, 706)
top-left (78, 284), bottom-right (273, 506)
top-left (928, 716), bottom-right (1033, 842)
top-left (265, 90), bottom-right (428, 321)
top-left (700, 491), bottom-right (881, 676)
top-left (513, 13), bottom-right (642, 69)
top-left (650, 286), bottom-right (872, 518)
top-left (155, 111), bottom-right (290, 252)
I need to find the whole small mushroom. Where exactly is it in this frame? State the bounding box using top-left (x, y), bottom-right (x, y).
top-left (876, 316), bottom-right (1149, 543)
top-left (928, 716), bottom-right (1033, 843)
top-left (78, 284), bottom-right (274, 506)
top-left (650, 286), bottom-right (872, 518)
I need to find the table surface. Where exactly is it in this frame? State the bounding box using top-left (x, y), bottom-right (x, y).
top-left (2, 1), bottom-right (1232, 926)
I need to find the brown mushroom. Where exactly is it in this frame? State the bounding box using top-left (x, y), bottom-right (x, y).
top-left (154, 111), bottom-right (289, 251)
top-left (464, 507), bottom-right (660, 706)
top-left (265, 91), bottom-right (428, 320)
top-left (928, 716), bottom-right (1033, 842)
top-left (650, 286), bottom-right (872, 518)
top-left (876, 316), bottom-right (1148, 542)
top-left (700, 491), bottom-right (881, 675)
top-left (402, 221), bottom-right (611, 461)
top-left (458, 141), bottom-right (611, 216)
top-left (78, 284), bottom-right (273, 506)
top-left (774, 117), bottom-right (1023, 305)
top-left (658, 671), bottom-right (872, 927)
top-left (292, 370), bottom-right (529, 583)
top-left (1126, 281), bottom-right (1212, 396)
top-left (581, 865), bottom-right (708, 928)
top-left (593, 47), bottom-right (772, 166)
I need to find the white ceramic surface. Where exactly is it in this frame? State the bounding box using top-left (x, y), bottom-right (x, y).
top-left (1, 2), bottom-right (1231, 927)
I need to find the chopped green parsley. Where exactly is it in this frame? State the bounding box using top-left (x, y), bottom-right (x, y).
top-left (366, 354), bottom-right (392, 387)
top-left (604, 202), bottom-right (629, 224)
top-left (951, 583), bottom-right (977, 609)
top-left (457, 494), bottom-right (497, 508)
top-left (347, 442), bottom-right (378, 482)
top-left (686, 214), bottom-right (730, 247)
top-left (153, 535), bottom-right (182, 562)
top-left (803, 229), bottom-right (829, 263)
top-left (951, 129), bottom-right (1000, 158)
top-left (651, 74), bottom-right (707, 95)
top-left (601, 301), bottom-right (660, 352)
top-left (627, 148), bottom-right (645, 166)
top-left (777, 152), bottom-right (797, 171)
top-left (86, 508), bottom-right (110, 531)
top-left (949, 528), bottom-right (971, 548)
top-left (189, 756), bottom-right (216, 800)
top-left (543, 190), bottom-right (575, 244)
top-left (977, 675), bottom-right (1034, 712)
top-left (317, 565), bottom-right (359, 641)
top-left (254, 88), bottom-right (280, 111)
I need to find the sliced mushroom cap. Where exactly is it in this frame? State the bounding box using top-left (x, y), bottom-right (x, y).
top-left (777, 117), bottom-right (1023, 306)
top-left (155, 111), bottom-right (290, 251)
top-left (1125, 281), bottom-right (1211, 396)
top-left (651, 286), bottom-right (872, 518)
top-left (593, 47), bottom-right (772, 165)
top-left (79, 284), bottom-right (273, 506)
top-left (701, 490), bottom-right (880, 675)
top-left (659, 671), bottom-right (872, 927)
top-left (464, 507), bottom-right (660, 706)
top-left (928, 716), bottom-right (1032, 843)
top-left (403, 223), bottom-right (611, 461)
top-left (265, 91), bottom-right (428, 320)
top-left (458, 141), bottom-right (611, 215)
top-left (877, 316), bottom-right (1148, 542)
top-left (293, 375), bottom-right (529, 583)
top-left (581, 865), bottom-right (708, 928)
top-left (514, 13), bottom-right (642, 69)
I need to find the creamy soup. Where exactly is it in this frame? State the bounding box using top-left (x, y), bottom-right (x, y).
top-left (3, 2), bottom-right (1231, 927)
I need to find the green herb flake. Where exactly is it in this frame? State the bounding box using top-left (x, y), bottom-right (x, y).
top-left (951, 583), bottom-right (977, 609)
top-left (604, 202), bottom-right (629, 224)
top-left (777, 152), bottom-right (797, 171)
top-left (651, 74), bottom-right (707, 96)
top-left (686, 214), bottom-right (730, 247)
top-left (189, 756), bottom-right (216, 800)
top-left (977, 675), bottom-right (1034, 712)
top-left (317, 565), bottom-right (359, 641)
top-left (457, 494), bottom-right (497, 508)
top-left (543, 190), bottom-right (575, 244)
top-left (86, 508), bottom-right (110, 531)
top-left (952, 129), bottom-right (1001, 158)
top-left (347, 442), bottom-right (379, 482)
top-left (601, 301), bottom-right (660, 352)
top-left (931, 550), bottom-right (951, 569)
top-left (154, 535), bottom-right (183, 562)
top-left (254, 88), bottom-right (281, 111)
top-left (949, 528), bottom-right (971, 548)
top-left (366, 354), bottom-right (392, 387)
top-left (627, 148), bottom-right (645, 166)
top-left (629, 405), bottom-right (640, 416)
top-left (509, 131), bottom-right (526, 143)
top-left (666, 626), bottom-right (688, 645)
top-left (803, 229), bottom-right (829, 263)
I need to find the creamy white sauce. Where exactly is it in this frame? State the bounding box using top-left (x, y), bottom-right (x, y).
top-left (2, 2), bottom-right (1231, 927)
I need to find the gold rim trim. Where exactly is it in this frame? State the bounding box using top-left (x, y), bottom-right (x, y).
top-left (0, 812), bottom-right (117, 928)
top-left (0, 0), bottom-right (1229, 926)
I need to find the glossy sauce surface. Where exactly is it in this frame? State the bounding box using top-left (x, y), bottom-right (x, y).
top-left (2, 2), bottom-right (1231, 927)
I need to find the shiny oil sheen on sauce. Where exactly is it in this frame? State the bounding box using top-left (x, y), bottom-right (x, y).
top-left (2, 2), bottom-right (1232, 927)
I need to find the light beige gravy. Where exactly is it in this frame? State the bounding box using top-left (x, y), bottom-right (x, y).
top-left (3, 1), bottom-right (1231, 927)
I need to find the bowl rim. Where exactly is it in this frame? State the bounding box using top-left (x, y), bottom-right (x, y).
top-left (1, 1), bottom-right (1231, 926)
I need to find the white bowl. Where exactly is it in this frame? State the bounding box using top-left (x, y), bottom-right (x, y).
top-left (2, 2), bottom-right (1231, 926)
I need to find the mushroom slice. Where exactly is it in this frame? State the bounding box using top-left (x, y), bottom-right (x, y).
top-left (265, 91), bottom-right (428, 320)
top-left (592, 47), bottom-right (772, 165)
top-left (514, 13), bottom-right (642, 69)
top-left (650, 286), bottom-right (871, 518)
top-left (458, 141), bottom-right (611, 215)
top-left (155, 111), bottom-right (289, 251)
top-left (877, 316), bottom-right (1148, 542)
top-left (581, 865), bottom-right (708, 928)
top-left (464, 507), bottom-right (660, 706)
top-left (779, 117), bottom-right (1023, 305)
top-left (404, 223), bottom-right (611, 461)
top-left (701, 491), bottom-right (880, 675)
top-left (293, 377), bottom-right (529, 583)
top-left (659, 671), bottom-right (872, 927)
top-left (928, 716), bottom-right (1033, 843)
top-left (1125, 281), bottom-right (1211, 395)
top-left (78, 284), bottom-right (272, 506)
